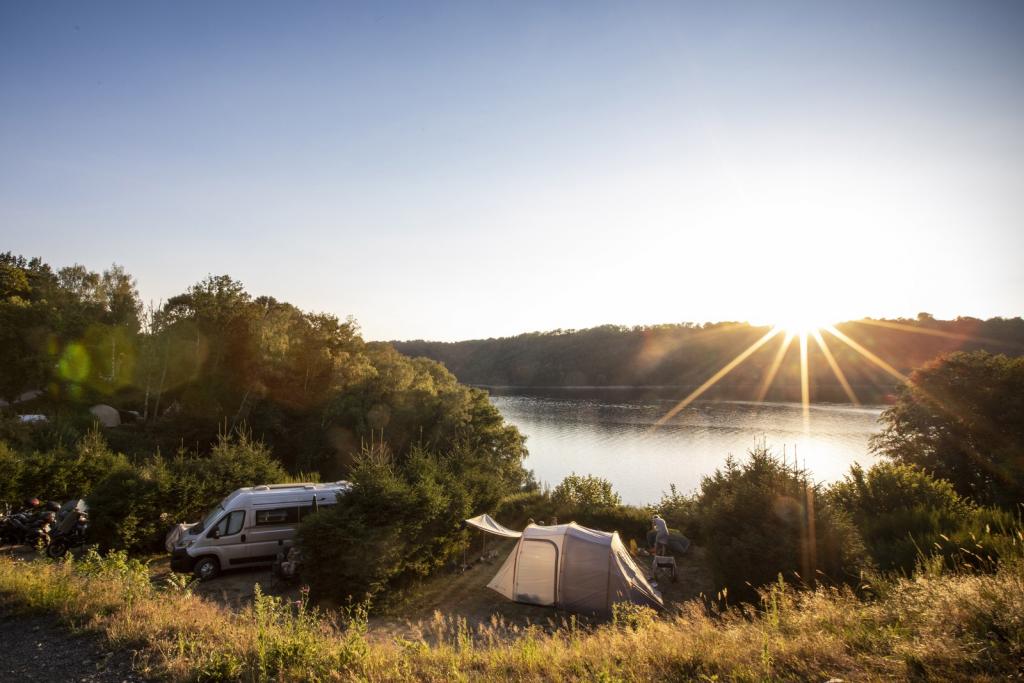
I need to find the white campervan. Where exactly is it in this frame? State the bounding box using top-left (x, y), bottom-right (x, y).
top-left (169, 481), bottom-right (350, 580)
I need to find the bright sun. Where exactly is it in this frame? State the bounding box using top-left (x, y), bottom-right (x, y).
top-left (773, 312), bottom-right (834, 336)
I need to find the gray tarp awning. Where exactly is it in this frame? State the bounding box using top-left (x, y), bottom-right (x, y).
top-left (464, 514), bottom-right (522, 538)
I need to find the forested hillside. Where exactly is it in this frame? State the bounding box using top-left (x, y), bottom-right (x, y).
top-left (0, 253), bottom-right (526, 479)
top-left (394, 317), bottom-right (1024, 403)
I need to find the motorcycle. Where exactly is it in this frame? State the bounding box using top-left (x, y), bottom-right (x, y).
top-left (0, 509), bottom-right (54, 549)
top-left (47, 509), bottom-right (88, 558)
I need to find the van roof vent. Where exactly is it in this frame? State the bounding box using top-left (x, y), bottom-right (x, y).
top-left (254, 485), bottom-right (270, 491)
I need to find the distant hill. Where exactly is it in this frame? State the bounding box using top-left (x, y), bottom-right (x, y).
top-left (393, 316), bottom-right (1024, 404)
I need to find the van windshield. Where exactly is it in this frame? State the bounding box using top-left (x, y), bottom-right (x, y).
top-left (191, 503), bottom-right (226, 534)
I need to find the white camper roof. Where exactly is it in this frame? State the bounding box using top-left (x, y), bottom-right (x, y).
top-left (224, 481), bottom-right (351, 507)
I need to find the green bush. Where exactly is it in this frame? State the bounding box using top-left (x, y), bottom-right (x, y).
top-left (552, 473), bottom-right (622, 508)
top-left (829, 462), bottom-right (1021, 573)
top-left (0, 427), bottom-right (127, 506)
top-left (492, 481), bottom-right (651, 546)
top-left (0, 413), bottom-right (95, 457)
top-left (0, 441), bottom-right (24, 507)
top-left (298, 446), bottom-right (472, 605)
top-left (652, 484), bottom-right (702, 542)
top-left (695, 446), bottom-right (868, 602)
top-left (87, 431), bottom-right (288, 552)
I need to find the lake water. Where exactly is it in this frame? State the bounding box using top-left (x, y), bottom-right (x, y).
top-left (489, 391), bottom-right (885, 505)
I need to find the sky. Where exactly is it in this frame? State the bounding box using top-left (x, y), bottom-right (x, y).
top-left (2, 1), bottom-right (1023, 341)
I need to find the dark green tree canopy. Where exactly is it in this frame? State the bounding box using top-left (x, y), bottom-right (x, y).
top-left (871, 351), bottom-right (1024, 508)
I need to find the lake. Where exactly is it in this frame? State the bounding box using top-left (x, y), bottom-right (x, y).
top-left (488, 389), bottom-right (886, 505)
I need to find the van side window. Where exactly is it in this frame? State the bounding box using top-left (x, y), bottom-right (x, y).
top-left (211, 510), bottom-right (245, 537)
top-left (255, 507), bottom-right (299, 526)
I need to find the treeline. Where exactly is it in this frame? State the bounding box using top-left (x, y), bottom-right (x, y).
top-left (393, 317), bottom-right (1024, 403)
top-left (0, 253), bottom-right (526, 480)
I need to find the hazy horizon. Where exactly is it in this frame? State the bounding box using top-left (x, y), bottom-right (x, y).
top-left (4, 2), bottom-right (1023, 341)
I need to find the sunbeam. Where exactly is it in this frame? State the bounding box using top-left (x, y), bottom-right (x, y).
top-left (755, 331), bottom-right (794, 403)
top-left (654, 328), bottom-right (781, 427)
top-left (812, 330), bottom-right (860, 406)
top-left (823, 326), bottom-right (908, 383)
top-left (799, 332), bottom-right (810, 434)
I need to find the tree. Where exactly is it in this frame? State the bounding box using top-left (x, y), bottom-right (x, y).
top-left (871, 351), bottom-right (1024, 507)
top-left (298, 447), bottom-right (473, 604)
top-left (552, 473), bottom-right (622, 508)
top-left (695, 446), bottom-right (866, 601)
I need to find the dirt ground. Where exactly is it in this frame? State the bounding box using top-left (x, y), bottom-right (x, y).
top-left (0, 609), bottom-right (146, 682)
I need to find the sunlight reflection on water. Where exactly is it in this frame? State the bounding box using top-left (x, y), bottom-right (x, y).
top-left (490, 393), bottom-right (885, 505)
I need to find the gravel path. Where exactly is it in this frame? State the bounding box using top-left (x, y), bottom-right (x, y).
top-left (0, 609), bottom-right (147, 682)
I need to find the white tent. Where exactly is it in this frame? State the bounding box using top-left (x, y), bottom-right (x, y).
top-left (89, 404), bottom-right (121, 427)
top-left (475, 520), bottom-right (663, 615)
top-left (465, 513), bottom-right (522, 538)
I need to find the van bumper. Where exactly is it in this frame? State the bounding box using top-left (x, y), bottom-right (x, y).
top-left (170, 547), bottom-right (196, 573)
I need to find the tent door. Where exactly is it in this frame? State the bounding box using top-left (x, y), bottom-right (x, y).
top-left (514, 539), bottom-right (558, 606)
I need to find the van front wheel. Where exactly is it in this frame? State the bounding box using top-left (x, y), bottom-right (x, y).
top-left (194, 556), bottom-right (220, 581)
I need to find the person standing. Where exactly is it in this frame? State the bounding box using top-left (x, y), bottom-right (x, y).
top-left (652, 514), bottom-right (669, 555)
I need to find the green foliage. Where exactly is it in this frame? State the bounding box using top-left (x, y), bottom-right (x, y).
top-left (651, 483), bottom-right (701, 540)
top-left (0, 427), bottom-right (127, 506)
top-left (552, 473), bottom-right (622, 509)
top-left (829, 462), bottom-right (1022, 573)
top-left (298, 446), bottom-right (473, 605)
top-left (873, 351), bottom-right (1024, 508)
top-left (0, 441), bottom-right (24, 506)
top-left (829, 462), bottom-right (972, 572)
top-left (694, 446), bottom-right (868, 601)
top-left (0, 253), bottom-right (143, 404)
top-left (493, 488), bottom-right (651, 544)
top-left (0, 257), bottom-right (527, 501)
top-left (86, 431), bottom-right (288, 552)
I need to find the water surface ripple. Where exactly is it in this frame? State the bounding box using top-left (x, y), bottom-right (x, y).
top-left (490, 393), bottom-right (885, 505)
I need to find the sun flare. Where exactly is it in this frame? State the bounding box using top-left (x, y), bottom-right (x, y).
top-left (773, 313), bottom-right (834, 337)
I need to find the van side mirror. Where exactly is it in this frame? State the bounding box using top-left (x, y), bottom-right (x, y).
top-left (209, 528), bottom-right (221, 539)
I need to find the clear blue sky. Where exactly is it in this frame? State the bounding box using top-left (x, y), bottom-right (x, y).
top-left (2, 1), bottom-right (1023, 340)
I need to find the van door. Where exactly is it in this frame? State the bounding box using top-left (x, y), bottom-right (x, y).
top-left (204, 509), bottom-right (247, 567)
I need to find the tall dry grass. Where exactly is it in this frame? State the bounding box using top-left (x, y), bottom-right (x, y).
top-left (0, 545), bottom-right (1022, 681)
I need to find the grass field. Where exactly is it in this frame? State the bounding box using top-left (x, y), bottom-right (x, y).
top-left (1, 545), bottom-right (1022, 682)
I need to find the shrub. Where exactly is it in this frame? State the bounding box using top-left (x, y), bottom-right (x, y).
top-left (551, 473), bottom-right (622, 508)
top-left (695, 446), bottom-right (868, 602)
top-left (87, 431), bottom-right (288, 552)
top-left (829, 462), bottom-right (973, 572)
top-left (492, 485), bottom-right (651, 546)
top-left (298, 446), bottom-right (472, 605)
top-left (1, 427), bottom-right (128, 505)
top-left (830, 462), bottom-right (1023, 573)
top-left (0, 441), bottom-right (24, 507)
top-left (652, 483), bottom-right (701, 541)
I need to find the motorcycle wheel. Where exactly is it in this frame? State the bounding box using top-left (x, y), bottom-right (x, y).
top-left (46, 540), bottom-right (69, 559)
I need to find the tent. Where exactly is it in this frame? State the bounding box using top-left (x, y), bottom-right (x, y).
top-left (470, 518), bottom-right (663, 615)
top-left (465, 513), bottom-right (522, 538)
top-left (89, 404), bottom-right (121, 427)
